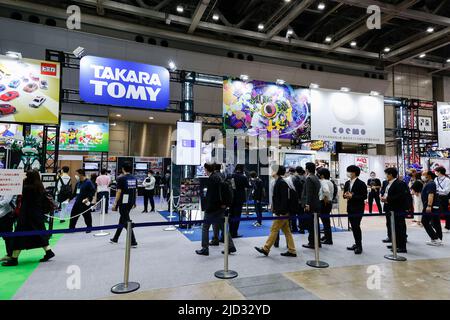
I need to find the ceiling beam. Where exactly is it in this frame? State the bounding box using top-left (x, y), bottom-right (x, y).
top-left (329, 0), bottom-right (420, 50)
top-left (153, 0), bottom-right (173, 11)
top-left (331, 0), bottom-right (450, 27)
top-left (303, 3), bottom-right (344, 40)
top-left (262, 0), bottom-right (315, 43)
top-left (188, 0), bottom-right (210, 34)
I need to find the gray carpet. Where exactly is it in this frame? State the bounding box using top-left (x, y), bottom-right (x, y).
top-left (13, 201), bottom-right (450, 300)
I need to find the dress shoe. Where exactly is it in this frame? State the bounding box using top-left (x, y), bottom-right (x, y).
top-left (254, 247), bottom-right (269, 256)
top-left (302, 244), bottom-right (315, 249)
top-left (142, 210), bottom-right (148, 213)
top-left (209, 241), bottom-right (220, 246)
top-left (386, 245), bottom-right (392, 249)
top-left (347, 244), bottom-right (357, 251)
top-left (39, 250), bottom-right (55, 262)
top-left (382, 238), bottom-right (392, 243)
top-left (354, 247), bottom-right (363, 254)
top-left (195, 248), bottom-right (209, 256)
top-left (110, 238), bottom-right (118, 244)
top-left (2, 257), bottom-right (18, 266)
top-left (222, 247), bottom-right (237, 254)
top-left (281, 251), bottom-right (297, 257)
top-left (392, 248), bottom-right (407, 253)
top-left (321, 240), bottom-right (333, 245)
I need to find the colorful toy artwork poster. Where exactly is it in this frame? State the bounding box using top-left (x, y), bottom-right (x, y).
top-left (59, 120), bottom-right (109, 152)
top-left (355, 156), bottom-right (369, 174)
top-left (223, 79), bottom-right (310, 139)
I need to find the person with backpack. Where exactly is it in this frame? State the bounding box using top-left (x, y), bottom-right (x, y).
top-left (0, 195), bottom-right (15, 262)
top-left (381, 167), bottom-right (410, 253)
top-left (255, 165), bottom-right (297, 257)
top-left (228, 164), bottom-right (249, 238)
top-left (55, 166), bottom-right (72, 223)
top-left (434, 166), bottom-right (450, 233)
top-left (196, 163), bottom-right (236, 256)
top-left (318, 168), bottom-right (334, 245)
top-left (249, 171), bottom-right (265, 227)
top-left (2, 170), bottom-right (55, 266)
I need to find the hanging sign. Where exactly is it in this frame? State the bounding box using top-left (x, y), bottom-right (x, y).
top-left (437, 102), bottom-right (450, 148)
top-left (79, 56), bottom-right (170, 110)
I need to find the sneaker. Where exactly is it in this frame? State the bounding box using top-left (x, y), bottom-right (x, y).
top-left (2, 258), bottom-right (18, 266)
top-left (427, 240), bottom-right (443, 246)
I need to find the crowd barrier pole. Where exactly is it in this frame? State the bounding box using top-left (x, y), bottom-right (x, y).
top-left (215, 215), bottom-right (238, 279)
top-left (94, 196), bottom-right (110, 237)
top-left (306, 212), bottom-right (329, 268)
top-left (111, 221), bottom-right (140, 294)
top-left (164, 192), bottom-right (177, 231)
top-left (384, 212), bottom-right (407, 262)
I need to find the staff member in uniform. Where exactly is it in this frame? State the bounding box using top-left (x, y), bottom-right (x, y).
top-left (421, 170), bottom-right (443, 246)
top-left (434, 167), bottom-right (450, 233)
top-left (142, 170), bottom-right (156, 213)
top-left (343, 165), bottom-right (367, 254)
top-left (69, 169), bottom-right (96, 232)
top-left (367, 172), bottom-right (382, 214)
top-left (110, 162), bottom-right (138, 247)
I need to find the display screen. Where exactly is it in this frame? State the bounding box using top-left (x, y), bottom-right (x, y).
top-left (135, 163), bottom-right (147, 170)
top-left (58, 120), bottom-right (109, 152)
top-left (0, 123), bottom-right (23, 146)
top-left (175, 122), bottom-right (202, 165)
top-left (283, 153), bottom-right (314, 169)
top-left (0, 55), bottom-right (60, 124)
top-left (84, 162), bottom-right (99, 170)
top-left (223, 79), bottom-right (310, 139)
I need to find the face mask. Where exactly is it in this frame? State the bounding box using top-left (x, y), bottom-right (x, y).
top-left (370, 175), bottom-right (375, 179)
top-left (346, 172), bottom-right (352, 179)
top-left (421, 176), bottom-right (427, 182)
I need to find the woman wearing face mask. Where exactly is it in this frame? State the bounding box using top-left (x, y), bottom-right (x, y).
top-left (410, 172), bottom-right (424, 225)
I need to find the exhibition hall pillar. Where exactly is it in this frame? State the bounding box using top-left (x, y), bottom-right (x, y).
top-left (181, 71), bottom-right (196, 179)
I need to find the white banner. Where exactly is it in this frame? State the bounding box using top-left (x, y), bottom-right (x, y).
top-left (0, 169), bottom-right (24, 196)
top-left (311, 88), bottom-right (385, 144)
top-left (437, 102), bottom-right (450, 148)
top-left (175, 122), bottom-right (202, 165)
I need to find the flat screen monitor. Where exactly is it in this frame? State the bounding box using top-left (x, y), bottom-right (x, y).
top-left (283, 153), bottom-right (314, 169)
top-left (135, 163), bottom-right (147, 170)
top-left (84, 162), bottom-right (99, 170)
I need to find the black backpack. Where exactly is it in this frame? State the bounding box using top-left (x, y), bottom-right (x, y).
top-left (331, 179), bottom-right (338, 203)
top-left (287, 186), bottom-right (300, 214)
top-left (219, 178), bottom-right (234, 208)
top-left (57, 177), bottom-right (72, 203)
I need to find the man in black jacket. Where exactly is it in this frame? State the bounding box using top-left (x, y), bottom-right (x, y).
top-left (380, 179), bottom-right (391, 243)
top-left (302, 162), bottom-right (322, 249)
top-left (255, 165), bottom-right (297, 257)
top-left (249, 171), bottom-right (264, 227)
top-left (343, 165), bottom-right (367, 254)
top-left (381, 167), bottom-right (409, 253)
top-left (196, 163), bottom-right (236, 256)
top-left (229, 164), bottom-right (249, 238)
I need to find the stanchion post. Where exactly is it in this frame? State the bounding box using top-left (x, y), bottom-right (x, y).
top-left (111, 221), bottom-right (140, 294)
top-left (215, 215), bottom-right (238, 279)
top-left (384, 212), bottom-right (407, 261)
top-left (306, 212), bottom-right (329, 268)
top-left (94, 196), bottom-right (110, 237)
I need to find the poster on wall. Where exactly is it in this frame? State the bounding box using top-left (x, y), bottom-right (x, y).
top-left (223, 79), bottom-right (310, 139)
top-left (0, 55), bottom-right (60, 124)
top-left (175, 121), bottom-right (202, 165)
top-left (79, 56), bottom-right (170, 110)
top-left (58, 120), bottom-right (109, 152)
top-left (437, 102), bottom-right (450, 148)
top-left (417, 116), bottom-right (432, 132)
top-left (311, 88), bottom-right (385, 144)
top-left (355, 156), bottom-right (369, 174)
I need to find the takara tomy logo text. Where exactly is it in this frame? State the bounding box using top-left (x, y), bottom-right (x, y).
top-left (41, 63), bottom-right (57, 76)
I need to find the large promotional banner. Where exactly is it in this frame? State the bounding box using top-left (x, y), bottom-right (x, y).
top-left (57, 120), bottom-right (109, 152)
top-left (0, 55), bottom-right (60, 124)
top-left (311, 88), bottom-right (385, 144)
top-left (223, 79), bottom-right (310, 139)
top-left (175, 121), bottom-right (201, 165)
top-left (79, 56), bottom-right (170, 110)
top-left (437, 102), bottom-right (450, 148)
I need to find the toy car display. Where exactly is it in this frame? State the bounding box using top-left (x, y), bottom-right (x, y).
top-left (29, 96), bottom-right (46, 108)
top-left (29, 73), bottom-right (39, 82)
top-left (0, 91), bottom-right (19, 101)
top-left (0, 84), bottom-right (5, 92)
top-left (23, 82), bottom-right (38, 93)
top-left (8, 79), bottom-right (20, 88)
top-left (39, 80), bottom-right (48, 90)
top-left (0, 104), bottom-right (17, 116)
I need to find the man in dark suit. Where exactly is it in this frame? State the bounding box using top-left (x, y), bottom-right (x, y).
top-left (380, 179), bottom-right (391, 243)
top-left (229, 164), bottom-right (249, 238)
top-left (381, 167), bottom-right (409, 253)
top-left (343, 165), bottom-right (367, 254)
top-left (301, 162), bottom-right (322, 249)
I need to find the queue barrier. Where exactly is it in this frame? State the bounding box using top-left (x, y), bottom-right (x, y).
top-left (1, 211), bottom-right (449, 294)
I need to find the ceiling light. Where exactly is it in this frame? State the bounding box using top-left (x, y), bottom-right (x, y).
top-left (176, 5), bottom-right (184, 13)
top-left (310, 83), bottom-right (320, 89)
top-left (116, 114), bottom-right (122, 117)
top-left (212, 13), bottom-right (219, 21)
top-left (5, 51), bottom-right (22, 59)
top-left (419, 53), bottom-right (426, 58)
top-left (149, 116), bottom-right (154, 120)
top-left (370, 91), bottom-right (380, 96)
top-left (383, 47), bottom-right (390, 53)
top-left (446, 58), bottom-right (450, 63)
top-left (350, 41), bottom-right (357, 47)
top-left (325, 36), bottom-right (332, 43)
top-left (317, 2), bottom-right (325, 10)
top-left (168, 60), bottom-right (176, 71)
top-left (284, 0), bottom-right (291, 2)
top-left (286, 28), bottom-right (293, 36)
top-left (258, 23), bottom-right (264, 31)
top-left (276, 79), bottom-right (285, 85)
top-left (110, 123), bottom-right (117, 126)
top-left (427, 27), bottom-right (434, 33)
top-left (341, 87), bottom-right (350, 92)
top-left (240, 74), bottom-right (249, 81)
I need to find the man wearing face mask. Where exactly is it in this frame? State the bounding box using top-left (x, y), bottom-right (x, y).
top-left (343, 165), bottom-right (367, 254)
top-left (69, 169), bottom-right (96, 231)
top-left (142, 170), bottom-right (156, 213)
top-left (367, 172), bottom-right (382, 214)
top-left (434, 166), bottom-right (450, 233)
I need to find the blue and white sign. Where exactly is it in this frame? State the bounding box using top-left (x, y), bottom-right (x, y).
top-left (79, 56), bottom-right (170, 109)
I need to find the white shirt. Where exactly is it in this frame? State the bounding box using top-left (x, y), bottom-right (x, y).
top-left (435, 176), bottom-right (450, 196)
top-left (349, 177), bottom-right (357, 191)
top-left (384, 178), bottom-right (397, 195)
top-left (319, 179), bottom-right (334, 201)
top-left (143, 175), bottom-right (156, 190)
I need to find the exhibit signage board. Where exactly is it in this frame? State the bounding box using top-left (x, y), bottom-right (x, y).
top-left (311, 88), bottom-right (385, 144)
top-left (437, 102), bottom-right (450, 148)
top-left (0, 55), bottom-right (60, 124)
top-left (79, 56), bottom-right (170, 110)
top-left (0, 169), bottom-right (25, 195)
top-left (175, 121), bottom-right (202, 165)
top-left (41, 173), bottom-right (56, 189)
